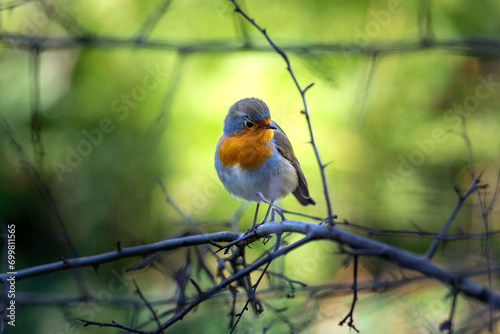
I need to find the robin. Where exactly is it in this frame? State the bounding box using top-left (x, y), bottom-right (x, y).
top-left (215, 98), bottom-right (315, 226)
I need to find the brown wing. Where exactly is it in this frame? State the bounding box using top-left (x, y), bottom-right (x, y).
top-left (272, 121), bottom-right (315, 206)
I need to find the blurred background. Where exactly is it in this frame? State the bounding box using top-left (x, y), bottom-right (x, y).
top-left (0, 0), bottom-right (500, 333)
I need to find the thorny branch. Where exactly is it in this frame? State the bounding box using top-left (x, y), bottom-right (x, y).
top-left (0, 118), bottom-right (89, 297)
top-left (229, 234), bottom-right (283, 334)
top-left (132, 278), bottom-right (163, 332)
top-left (229, 0), bottom-right (335, 224)
top-left (461, 119), bottom-right (498, 330)
top-left (338, 255), bottom-right (359, 332)
top-left (5, 220), bottom-right (500, 330)
top-left (425, 174), bottom-right (486, 259)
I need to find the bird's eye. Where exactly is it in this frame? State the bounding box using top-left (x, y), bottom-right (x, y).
top-left (245, 121), bottom-right (254, 128)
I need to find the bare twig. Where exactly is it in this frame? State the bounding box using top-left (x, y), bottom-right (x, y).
top-left (30, 45), bottom-right (43, 172)
top-left (425, 175), bottom-right (485, 259)
top-left (12, 261), bottom-right (499, 309)
top-left (154, 177), bottom-right (196, 227)
top-left (230, 234), bottom-right (283, 333)
top-left (0, 231), bottom-right (240, 281)
top-left (229, 0), bottom-right (335, 223)
top-left (0, 118), bottom-right (88, 296)
top-left (132, 278), bottom-right (163, 332)
top-left (4, 221), bottom-right (500, 315)
top-left (341, 219), bottom-right (500, 240)
top-left (349, 53), bottom-right (378, 129)
top-left (97, 233), bottom-right (313, 334)
top-left (439, 291), bottom-right (458, 333)
top-left (39, 0), bottom-right (90, 38)
top-left (135, 0), bottom-right (173, 42)
top-left (338, 255), bottom-right (359, 332)
top-left (261, 269), bottom-right (307, 297)
top-left (1, 31), bottom-right (500, 54)
top-left (461, 120), bottom-right (496, 330)
top-left (75, 318), bottom-right (148, 334)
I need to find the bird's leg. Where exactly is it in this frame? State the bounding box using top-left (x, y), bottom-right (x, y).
top-left (251, 202), bottom-right (260, 228)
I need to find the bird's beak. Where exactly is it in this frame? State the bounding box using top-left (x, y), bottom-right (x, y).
top-left (264, 123), bottom-right (277, 130)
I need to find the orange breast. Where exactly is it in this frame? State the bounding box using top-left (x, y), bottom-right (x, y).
top-left (218, 129), bottom-right (274, 171)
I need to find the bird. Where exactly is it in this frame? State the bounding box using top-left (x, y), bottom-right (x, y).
top-left (215, 98), bottom-right (315, 227)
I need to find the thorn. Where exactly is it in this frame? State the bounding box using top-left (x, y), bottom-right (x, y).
top-left (116, 239), bottom-right (122, 251)
top-left (322, 161), bottom-right (334, 169)
top-left (208, 240), bottom-right (223, 249)
top-left (303, 82), bottom-right (315, 93)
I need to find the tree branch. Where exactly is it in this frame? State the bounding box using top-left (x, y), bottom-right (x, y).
top-left (425, 174), bottom-right (485, 259)
top-left (4, 221), bottom-right (500, 313)
top-left (229, 0), bottom-right (335, 222)
top-left (0, 231), bottom-right (239, 281)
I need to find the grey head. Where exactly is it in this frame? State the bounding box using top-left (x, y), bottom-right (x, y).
top-left (223, 98), bottom-right (271, 135)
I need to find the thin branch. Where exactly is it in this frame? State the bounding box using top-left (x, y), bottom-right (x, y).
top-left (135, 0), bottom-right (173, 42)
top-left (461, 118), bottom-right (475, 179)
top-left (0, 118), bottom-right (88, 296)
top-left (230, 234), bottom-right (283, 333)
top-left (75, 319), bottom-right (148, 334)
top-left (261, 269), bottom-right (307, 297)
top-left (338, 255), bottom-right (359, 332)
top-left (154, 177), bottom-right (196, 227)
top-left (439, 291), bottom-right (458, 333)
top-left (4, 221), bottom-right (500, 314)
top-left (132, 278), bottom-right (163, 332)
top-left (486, 149), bottom-right (500, 214)
top-left (229, 0), bottom-right (335, 223)
top-left (340, 220), bottom-right (500, 240)
top-left (417, 0), bottom-right (434, 42)
top-left (190, 278), bottom-right (203, 295)
top-left (425, 175), bottom-right (485, 259)
top-left (12, 261), bottom-right (499, 308)
top-left (2, 32), bottom-right (500, 55)
top-left (0, 231), bottom-right (240, 281)
top-left (462, 119), bottom-right (496, 330)
top-left (39, 0), bottom-right (90, 38)
top-left (145, 53), bottom-right (186, 149)
top-left (104, 233), bottom-right (313, 334)
top-left (30, 45), bottom-right (43, 172)
top-left (348, 53), bottom-right (378, 129)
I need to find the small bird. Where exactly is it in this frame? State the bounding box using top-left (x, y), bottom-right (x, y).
top-left (215, 98), bottom-right (315, 226)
